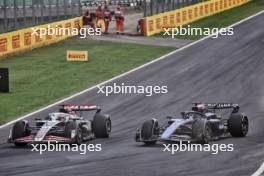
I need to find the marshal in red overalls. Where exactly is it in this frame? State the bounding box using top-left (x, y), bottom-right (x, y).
top-left (115, 7), bottom-right (124, 34)
top-left (83, 11), bottom-right (95, 29)
top-left (96, 6), bottom-right (104, 26)
top-left (103, 6), bottom-right (112, 34)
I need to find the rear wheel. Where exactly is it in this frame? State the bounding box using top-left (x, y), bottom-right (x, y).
top-left (228, 113), bottom-right (248, 137)
top-left (141, 119), bottom-right (159, 145)
top-left (12, 121), bottom-right (30, 146)
top-left (93, 114), bottom-right (111, 138)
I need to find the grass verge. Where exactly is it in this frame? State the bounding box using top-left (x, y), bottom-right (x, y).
top-left (0, 38), bottom-right (175, 124)
top-left (157, 0), bottom-right (264, 40)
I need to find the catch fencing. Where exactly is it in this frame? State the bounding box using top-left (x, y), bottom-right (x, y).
top-left (81, 0), bottom-right (144, 7)
top-left (142, 0), bottom-right (252, 36)
top-left (0, 0), bottom-right (82, 34)
top-left (143, 0), bottom-right (208, 17)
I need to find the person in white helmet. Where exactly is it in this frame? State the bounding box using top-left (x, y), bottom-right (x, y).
top-left (197, 104), bottom-right (206, 113)
top-left (115, 6), bottom-right (125, 34)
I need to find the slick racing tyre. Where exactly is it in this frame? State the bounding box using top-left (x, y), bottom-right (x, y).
top-left (141, 119), bottom-right (159, 145)
top-left (12, 121), bottom-right (30, 146)
top-left (192, 119), bottom-right (211, 144)
top-left (93, 114), bottom-right (111, 138)
top-left (228, 113), bottom-right (248, 137)
top-left (65, 121), bottom-right (83, 145)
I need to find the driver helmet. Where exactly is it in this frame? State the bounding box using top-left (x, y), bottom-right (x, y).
top-left (68, 111), bottom-right (76, 115)
top-left (197, 104), bottom-right (205, 113)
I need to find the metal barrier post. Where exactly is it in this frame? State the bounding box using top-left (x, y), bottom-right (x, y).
top-left (177, 0), bottom-right (180, 8)
top-left (162, 0), bottom-right (165, 13)
top-left (40, 0), bottom-right (44, 23)
top-left (32, 0), bottom-right (36, 25)
top-left (70, 0), bottom-right (74, 17)
top-left (143, 0), bottom-right (147, 17)
top-left (3, 0), bottom-right (8, 32)
top-left (49, 0), bottom-right (52, 22)
top-left (155, 0), bottom-right (159, 15)
top-left (23, 0), bottom-right (26, 27)
top-left (64, 0), bottom-right (68, 19)
top-left (78, 0), bottom-right (82, 16)
top-left (56, 0), bottom-right (59, 19)
top-left (13, 0), bottom-right (17, 29)
top-left (150, 0), bottom-right (153, 16)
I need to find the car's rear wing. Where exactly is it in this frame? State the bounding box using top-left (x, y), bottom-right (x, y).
top-left (59, 104), bottom-right (101, 113)
top-left (192, 103), bottom-right (239, 112)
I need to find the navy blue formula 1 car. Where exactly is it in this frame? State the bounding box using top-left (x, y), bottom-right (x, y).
top-left (135, 103), bottom-right (249, 144)
top-left (8, 105), bottom-right (111, 146)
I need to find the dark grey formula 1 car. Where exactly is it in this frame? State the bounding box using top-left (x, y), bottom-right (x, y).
top-left (8, 105), bottom-right (111, 146)
top-left (135, 103), bottom-right (249, 144)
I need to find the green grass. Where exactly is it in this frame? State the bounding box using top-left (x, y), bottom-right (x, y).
top-left (158, 0), bottom-right (264, 40)
top-left (0, 38), bottom-right (174, 124)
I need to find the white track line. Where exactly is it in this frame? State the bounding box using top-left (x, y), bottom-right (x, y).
top-left (252, 162), bottom-right (264, 176)
top-left (1, 10), bottom-right (264, 130)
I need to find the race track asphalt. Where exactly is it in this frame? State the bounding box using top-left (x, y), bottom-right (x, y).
top-left (0, 12), bottom-right (264, 176)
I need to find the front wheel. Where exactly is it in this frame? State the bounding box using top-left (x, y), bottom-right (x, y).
top-left (12, 121), bottom-right (30, 146)
top-left (141, 119), bottom-right (159, 145)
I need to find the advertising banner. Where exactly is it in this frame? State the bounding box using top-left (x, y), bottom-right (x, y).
top-left (0, 17), bottom-right (83, 59)
top-left (143, 0), bottom-right (251, 36)
top-left (67, 50), bottom-right (88, 62)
